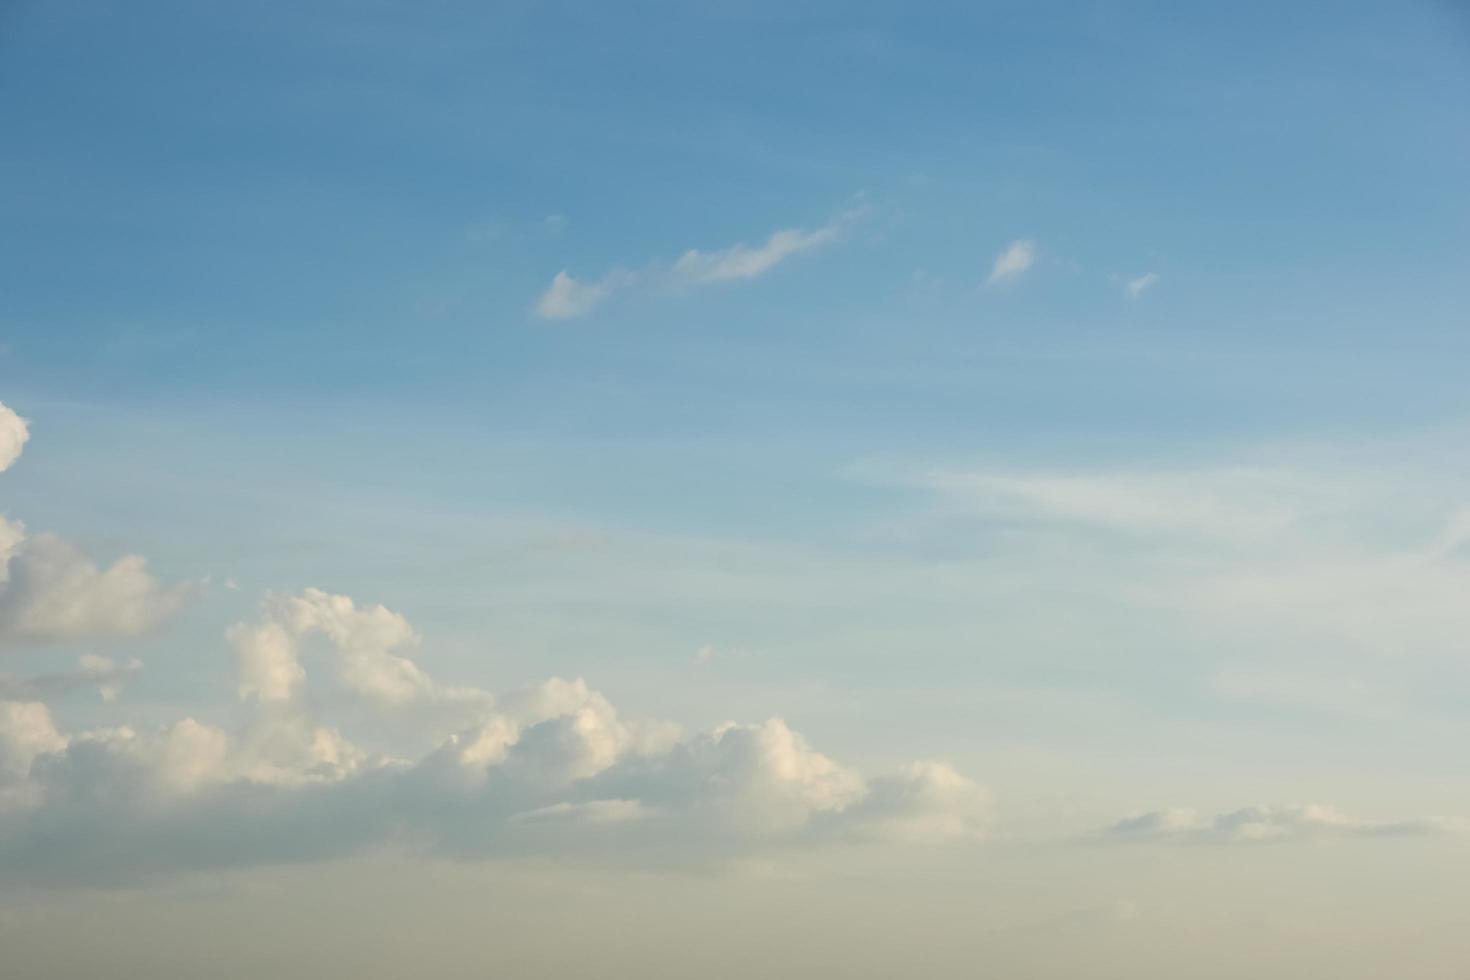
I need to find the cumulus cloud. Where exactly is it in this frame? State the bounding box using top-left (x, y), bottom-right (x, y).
top-left (1125, 271), bottom-right (1158, 298)
top-left (0, 526), bottom-right (193, 645)
top-left (533, 209), bottom-right (857, 319)
top-left (1107, 804), bottom-right (1466, 844)
top-left (986, 239), bottom-right (1035, 285)
top-left (0, 699), bottom-right (66, 811)
top-left (0, 417), bottom-right (193, 646)
top-left (0, 402), bottom-right (27, 472)
top-left (0, 588), bottom-right (990, 881)
top-left (227, 589), bottom-right (495, 753)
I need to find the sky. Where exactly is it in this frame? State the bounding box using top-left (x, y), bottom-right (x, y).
top-left (2, 1), bottom-right (1470, 976)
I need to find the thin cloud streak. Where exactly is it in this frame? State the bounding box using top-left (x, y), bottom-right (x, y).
top-left (533, 207), bottom-right (862, 319)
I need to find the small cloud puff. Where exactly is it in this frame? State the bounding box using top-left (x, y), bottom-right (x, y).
top-left (986, 239), bottom-right (1035, 286)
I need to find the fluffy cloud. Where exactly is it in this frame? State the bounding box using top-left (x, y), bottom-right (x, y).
top-left (986, 239), bottom-right (1035, 285)
top-left (0, 412), bottom-right (192, 646)
top-left (0, 588), bottom-right (990, 881)
top-left (533, 210), bottom-right (856, 319)
top-left (0, 402), bottom-right (27, 473)
top-left (227, 589), bottom-right (495, 753)
top-left (0, 700), bottom-right (66, 811)
top-left (1107, 804), bottom-right (1465, 844)
top-left (0, 525), bottom-right (193, 645)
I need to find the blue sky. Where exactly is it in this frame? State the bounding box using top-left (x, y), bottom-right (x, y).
top-left (2, 3), bottom-right (1470, 976)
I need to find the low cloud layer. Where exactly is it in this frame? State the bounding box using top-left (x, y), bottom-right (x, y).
top-left (2, 402), bottom-right (1460, 887)
top-left (0, 589), bottom-right (989, 882)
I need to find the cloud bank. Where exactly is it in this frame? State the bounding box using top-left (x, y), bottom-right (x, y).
top-left (0, 400), bottom-right (984, 881)
top-left (0, 589), bottom-right (989, 882)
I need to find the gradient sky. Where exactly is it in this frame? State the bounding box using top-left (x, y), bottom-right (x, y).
top-left (3, 2), bottom-right (1470, 977)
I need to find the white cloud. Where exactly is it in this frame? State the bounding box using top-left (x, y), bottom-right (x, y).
top-left (533, 209), bottom-right (857, 319)
top-left (230, 588), bottom-right (494, 713)
top-left (841, 761), bottom-right (991, 843)
top-left (0, 528), bottom-right (193, 645)
top-left (671, 224), bottom-right (840, 284)
top-left (1107, 804), bottom-right (1466, 844)
top-left (986, 239), bottom-right (1035, 285)
top-left (0, 588), bottom-right (990, 880)
top-left (1125, 271), bottom-right (1158, 298)
top-left (0, 402), bottom-right (27, 473)
top-left (0, 700), bottom-right (65, 813)
top-left (533, 269), bottom-right (634, 319)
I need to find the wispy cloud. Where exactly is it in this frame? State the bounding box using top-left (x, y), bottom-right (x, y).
top-left (534, 269), bottom-right (636, 319)
top-left (1125, 271), bottom-right (1158, 299)
top-left (533, 208), bottom-right (860, 320)
top-left (906, 465), bottom-right (1316, 544)
top-left (865, 437), bottom-right (1470, 668)
top-left (671, 225), bottom-right (841, 284)
top-left (985, 239), bottom-right (1035, 286)
top-left (1106, 804), bottom-right (1467, 844)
